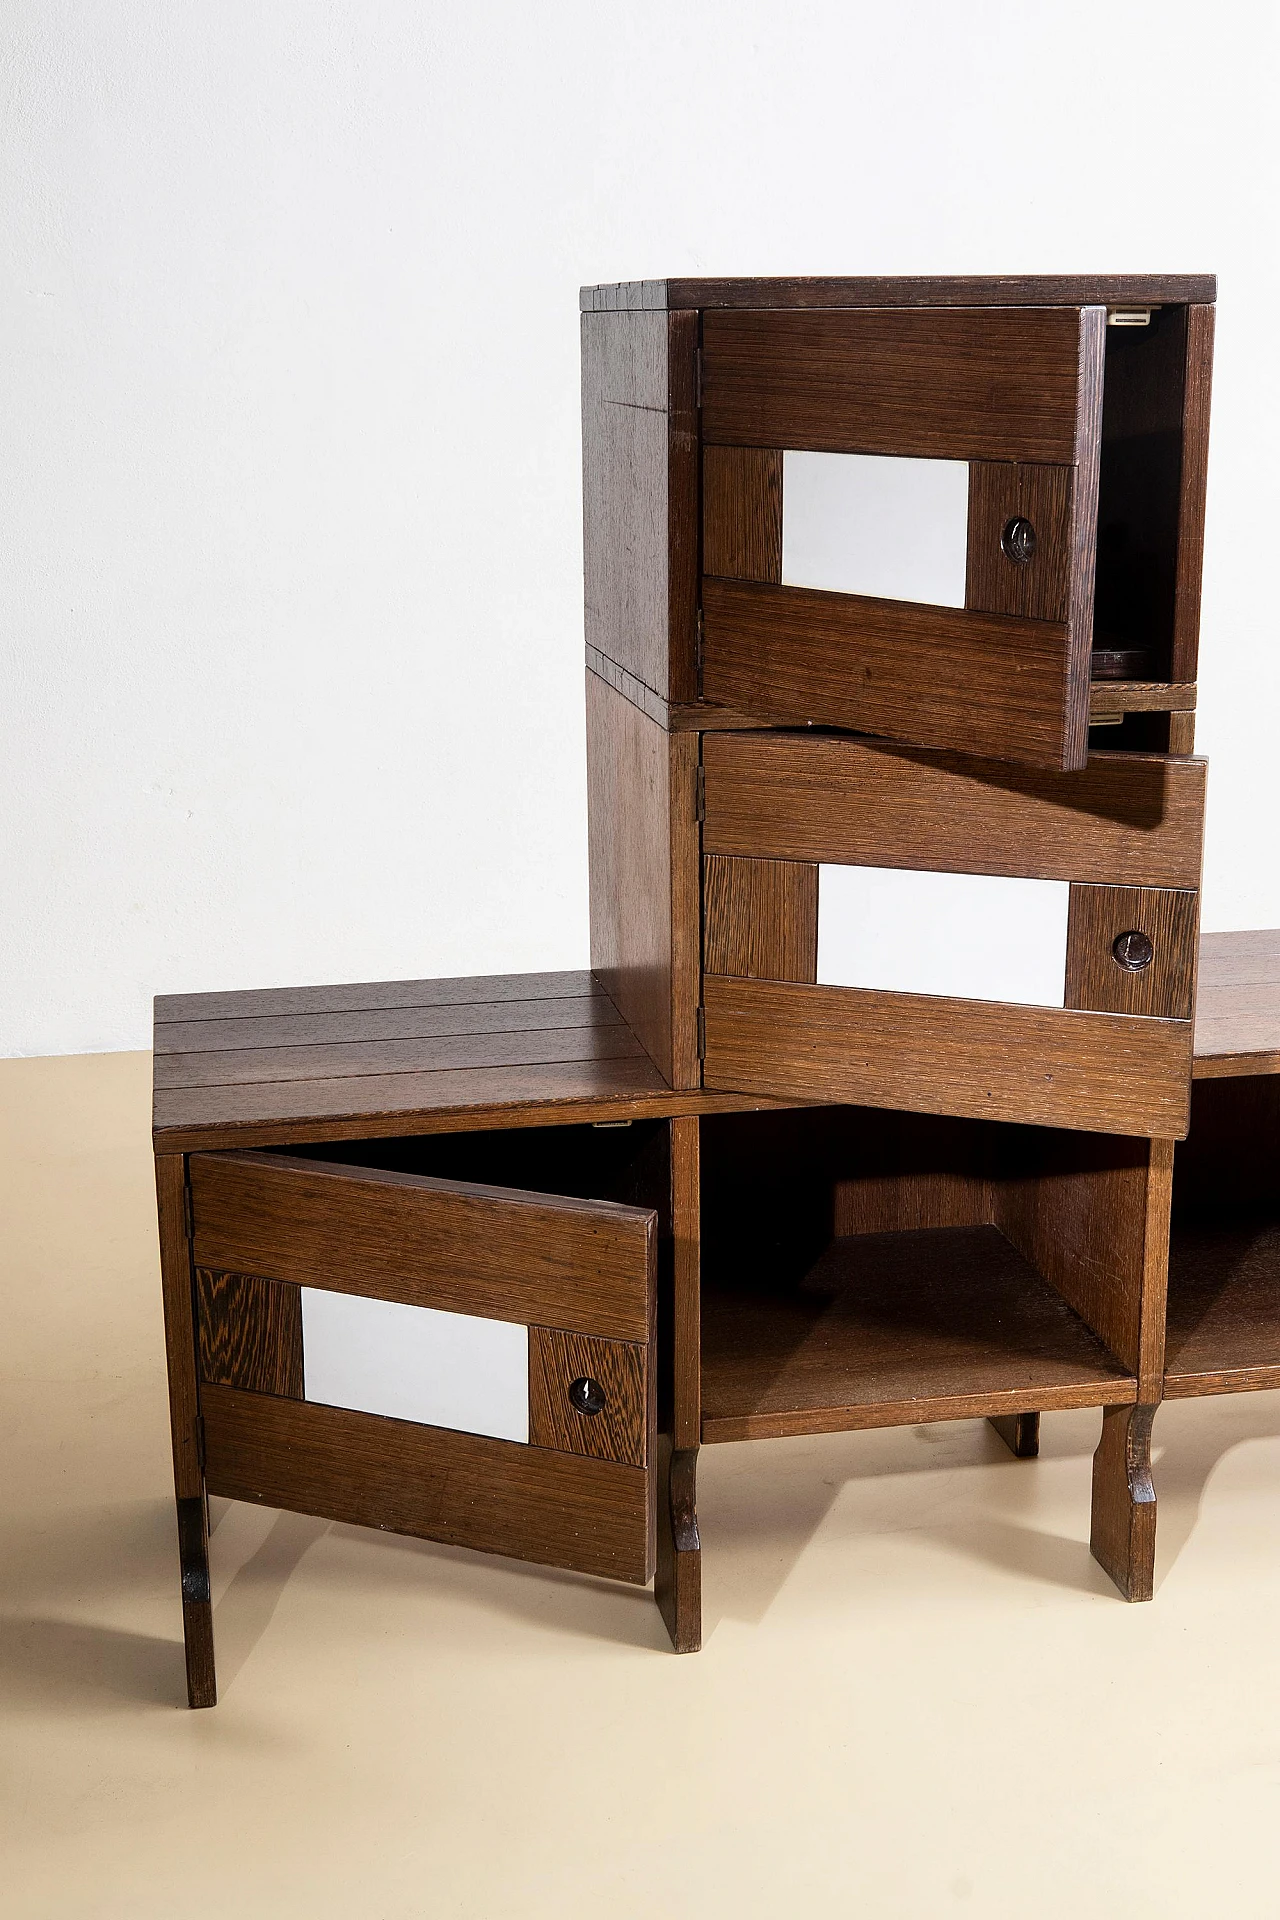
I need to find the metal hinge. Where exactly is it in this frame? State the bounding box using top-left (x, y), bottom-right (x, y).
top-left (695, 606), bottom-right (705, 695)
top-left (696, 1007), bottom-right (706, 1060)
top-left (183, 1180), bottom-right (194, 1242)
top-left (694, 346), bottom-right (704, 407)
top-left (695, 763), bottom-right (706, 823)
top-left (196, 1413), bottom-right (207, 1469)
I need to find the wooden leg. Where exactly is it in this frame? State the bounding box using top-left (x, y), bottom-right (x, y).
top-left (655, 1437), bottom-right (701, 1653)
top-left (988, 1412), bottom-right (1040, 1458)
top-left (1090, 1403), bottom-right (1157, 1602)
top-left (156, 1155), bottom-right (217, 1706)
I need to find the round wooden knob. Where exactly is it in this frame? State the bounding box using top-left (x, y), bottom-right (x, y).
top-left (1001, 517), bottom-right (1037, 564)
top-left (1112, 930), bottom-right (1154, 972)
top-left (569, 1376), bottom-right (606, 1416)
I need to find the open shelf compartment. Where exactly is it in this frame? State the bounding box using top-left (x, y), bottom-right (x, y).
top-left (1166, 1077), bottom-right (1280, 1397)
top-left (700, 1107), bottom-right (1151, 1443)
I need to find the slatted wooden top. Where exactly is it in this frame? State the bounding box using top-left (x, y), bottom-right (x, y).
top-left (581, 275), bottom-right (1216, 313)
top-left (1194, 931), bottom-right (1280, 1079)
top-left (153, 970), bottom-right (779, 1153)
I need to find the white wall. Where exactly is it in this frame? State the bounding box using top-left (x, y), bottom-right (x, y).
top-left (2, 0), bottom-right (1276, 1056)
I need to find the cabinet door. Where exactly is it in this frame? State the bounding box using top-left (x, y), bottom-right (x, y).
top-left (700, 306), bottom-right (1105, 770)
top-left (700, 733), bottom-right (1205, 1136)
top-left (188, 1151), bottom-right (657, 1582)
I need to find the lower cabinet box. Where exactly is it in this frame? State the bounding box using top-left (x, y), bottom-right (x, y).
top-left (187, 1122), bottom-right (666, 1584)
top-left (697, 1104), bottom-right (1167, 1444)
top-left (700, 732), bottom-right (1206, 1138)
top-left (1165, 1078), bottom-right (1280, 1398)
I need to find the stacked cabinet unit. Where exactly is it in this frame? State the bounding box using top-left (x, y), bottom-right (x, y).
top-left (583, 275), bottom-right (1216, 1646)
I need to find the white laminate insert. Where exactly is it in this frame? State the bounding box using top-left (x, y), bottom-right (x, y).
top-left (300, 1289), bottom-right (529, 1442)
top-left (781, 450), bottom-right (970, 606)
top-left (816, 864), bottom-right (1070, 1008)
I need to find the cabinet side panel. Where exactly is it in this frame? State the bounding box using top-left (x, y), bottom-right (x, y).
top-left (587, 668), bottom-right (685, 1086)
top-left (583, 309), bottom-right (692, 701)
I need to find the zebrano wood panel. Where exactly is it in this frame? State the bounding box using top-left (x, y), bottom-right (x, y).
top-left (528, 1328), bottom-right (649, 1467)
top-left (701, 308), bottom-right (1096, 463)
top-left (202, 1383), bottom-right (652, 1584)
top-left (702, 446), bottom-right (782, 582)
top-left (701, 977), bottom-right (1194, 1137)
top-left (703, 855), bottom-right (817, 982)
top-left (702, 734), bottom-right (1205, 889)
top-left (701, 579), bottom-right (1075, 768)
top-left (1065, 885), bottom-right (1198, 1020)
top-left (190, 1151), bottom-right (655, 1342)
top-left (581, 275), bottom-right (1216, 312)
top-left (196, 1269), bottom-right (303, 1398)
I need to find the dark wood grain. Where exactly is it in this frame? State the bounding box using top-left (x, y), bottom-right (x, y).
top-left (702, 446), bottom-right (782, 582)
top-left (156, 995), bottom-right (624, 1056)
top-left (581, 308), bottom-right (698, 703)
top-left (586, 667), bottom-right (701, 1090)
top-left (702, 976), bottom-right (1194, 1138)
top-left (700, 1225), bottom-right (1134, 1443)
top-left (1065, 885), bottom-right (1199, 1020)
top-left (988, 1412), bottom-right (1041, 1458)
top-left (155, 1154), bottom-right (216, 1708)
top-left (190, 1151), bottom-right (656, 1342)
top-left (156, 1021), bottom-right (647, 1091)
top-left (701, 577), bottom-right (1078, 769)
top-left (156, 969), bottom-right (605, 1026)
top-left (1171, 305), bottom-right (1215, 682)
top-left (196, 1269), bottom-right (303, 1398)
top-left (702, 307), bottom-right (1098, 462)
top-left (702, 733), bottom-right (1206, 889)
top-left (703, 855), bottom-right (817, 983)
top-left (1176, 1078), bottom-right (1280, 1214)
top-left (582, 275), bottom-right (1216, 312)
top-left (529, 1328), bottom-right (648, 1467)
top-left (655, 1437), bottom-right (701, 1653)
top-left (1090, 1403), bottom-right (1157, 1601)
top-left (202, 1383), bottom-right (653, 1584)
top-left (966, 463), bottom-right (1076, 622)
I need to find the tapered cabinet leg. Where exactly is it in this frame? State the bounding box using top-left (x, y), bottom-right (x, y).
top-left (656, 1437), bottom-right (701, 1653)
top-left (988, 1412), bottom-right (1040, 1458)
top-left (156, 1155), bottom-right (217, 1706)
top-left (1090, 1403), bottom-right (1157, 1602)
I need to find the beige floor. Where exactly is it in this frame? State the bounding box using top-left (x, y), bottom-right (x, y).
top-left (5, 1056), bottom-right (1280, 1918)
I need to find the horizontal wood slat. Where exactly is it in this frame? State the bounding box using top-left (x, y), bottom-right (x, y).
top-left (702, 733), bottom-right (1205, 889)
top-left (156, 1022), bottom-right (647, 1091)
top-left (1089, 681), bottom-right (1197, 718)
top-left (202, 1383), bottom-right (653, 1584)
top-left (701, 307), bottom-right (1091, 462)
top-left (702, 578), bottom-right (1076, 769)
top-left (702, 977), bottom-right (1194, 1137)
top-left (156, 995), bottom-right (624, 1056)
top-left (529, 1329), bottom-right (649, 1468)
top-left (156, 970), bottom-right (606, 1026)
top-left (190, 1151), bottom-right (655, 1342)
top-left (582, 276), bottom-right (1216, 312)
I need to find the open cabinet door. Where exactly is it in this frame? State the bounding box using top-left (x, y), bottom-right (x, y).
top-left (700, 306), bottom-right (1106, 770)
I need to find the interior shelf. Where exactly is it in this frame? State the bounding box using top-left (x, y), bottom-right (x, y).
top-left (700, 1222), bottom-right (1134, 1443)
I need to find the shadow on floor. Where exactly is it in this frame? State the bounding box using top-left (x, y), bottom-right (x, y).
top-left (0, 1616), bottom-right (183, 1713)
top-left (1153, 1392), bottom-right (1280, 1590)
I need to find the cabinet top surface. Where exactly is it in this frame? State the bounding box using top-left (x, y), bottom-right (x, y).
top-left (1194, 930), bottom-right (1280, 1080)
top-left (580, 274), bottom-right (1217, 312)
top-left (152, 968), bottom-right (782, 1152)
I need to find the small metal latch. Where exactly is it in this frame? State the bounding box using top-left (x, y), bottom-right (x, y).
top-left (592, 1119), bottom-right (633, 1129)
top-left (1107, 309), bottom-right (1153, 327)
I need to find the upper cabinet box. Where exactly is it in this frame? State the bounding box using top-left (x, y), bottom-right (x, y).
top-left (581, 276), bottom-right (1215, 770)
